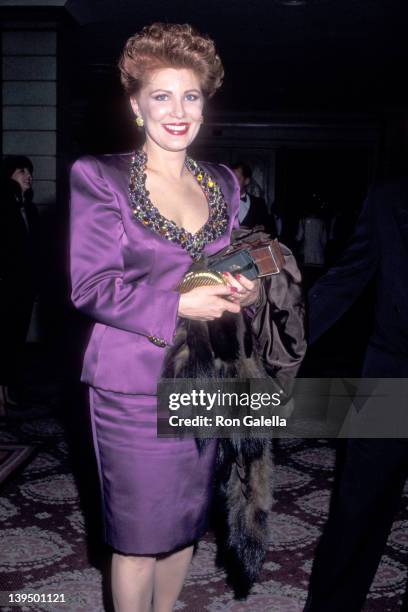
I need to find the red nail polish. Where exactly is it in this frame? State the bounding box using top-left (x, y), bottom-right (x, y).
top-left (230, 287), bottom-right (238, 293)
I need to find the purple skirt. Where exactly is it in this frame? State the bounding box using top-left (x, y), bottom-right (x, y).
top-left (89, 387), bottom-right (217, 555)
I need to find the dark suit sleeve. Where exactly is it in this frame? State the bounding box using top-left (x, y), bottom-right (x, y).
top-left (308, 190), bottom-right (379, 343)
top-left (0, 204), bottom-right (5, 279)
top-left (259, 197), bottom-right (278, 236)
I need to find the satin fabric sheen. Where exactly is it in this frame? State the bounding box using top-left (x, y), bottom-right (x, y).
top-left (89, 389), bottom-right (218, 554)
top-left (70, 153), bottom-right (240, 554)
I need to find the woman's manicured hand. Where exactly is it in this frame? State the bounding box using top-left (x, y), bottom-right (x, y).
top-left (221, 272), bottom-right (260, 308)
top-left (178, 284), bottom-right (241, 321)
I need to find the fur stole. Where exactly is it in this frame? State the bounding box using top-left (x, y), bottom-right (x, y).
top-left (161, 233), bottom-right (306, 598)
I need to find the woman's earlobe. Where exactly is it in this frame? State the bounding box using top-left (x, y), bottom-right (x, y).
top-left (129, 98), bottom-right (139, 115)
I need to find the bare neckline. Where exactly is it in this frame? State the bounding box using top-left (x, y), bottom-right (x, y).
top-left (128, 150), bottom-right (229, 260)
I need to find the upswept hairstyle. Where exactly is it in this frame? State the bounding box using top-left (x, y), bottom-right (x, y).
top-left (118, 22), bottom-right (224, 98)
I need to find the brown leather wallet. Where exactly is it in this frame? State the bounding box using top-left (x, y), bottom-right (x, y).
top-left (208, 238), bottom-right (285, 279)
top-left (176, 231), bottom-right (285, 293)
top-left (243, 239), bottom-right (285, 276)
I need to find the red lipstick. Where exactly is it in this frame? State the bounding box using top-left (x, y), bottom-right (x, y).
top-left (162, 123), bottom-right (190, 136)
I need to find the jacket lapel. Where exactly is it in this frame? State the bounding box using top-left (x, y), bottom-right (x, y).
top-left (200, 161), bottom-right (239, 220)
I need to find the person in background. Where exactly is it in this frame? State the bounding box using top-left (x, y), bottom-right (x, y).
top-left (272, 206), bottom-right (283, 237)
top-left (231, 161), bottom-right (277, 236)
top-left (304, 178), bottom-right (408, 612)
top-left (0, 155), bottom-right (39, 413)
top-left (295, 203), bottom-right (328, 289)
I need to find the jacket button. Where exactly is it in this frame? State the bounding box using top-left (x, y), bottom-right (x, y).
top-left (148, 335), bottom-right (168, 348)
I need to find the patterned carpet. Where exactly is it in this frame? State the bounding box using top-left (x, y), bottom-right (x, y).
top-left (0, 444), bottom-right (36, 486)
top-left (0, 414), bottom-right (407, 612)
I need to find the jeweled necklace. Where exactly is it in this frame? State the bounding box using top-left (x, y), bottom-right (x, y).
top-left (129, 149), bottom-right (229, 260)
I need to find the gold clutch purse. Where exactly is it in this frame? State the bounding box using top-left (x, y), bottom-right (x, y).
top-left (177, 270), bottom-right (227, 293)
top-left (176, 229), bottom-right (285, 294)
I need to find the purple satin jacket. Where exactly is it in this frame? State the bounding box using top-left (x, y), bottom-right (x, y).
top-left (69, 153), bottom-right (240, 395)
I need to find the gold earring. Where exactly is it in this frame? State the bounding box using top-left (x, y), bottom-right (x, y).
top-left (135, 115), bottom-right (144, 128)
